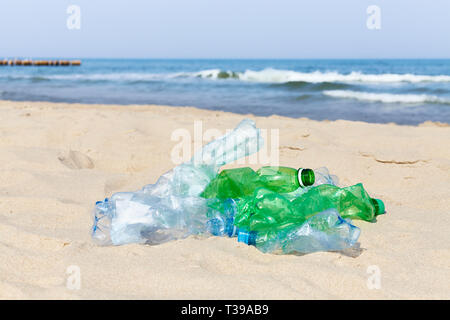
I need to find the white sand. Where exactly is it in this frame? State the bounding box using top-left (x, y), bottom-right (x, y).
top-left (0, 100), bottom-right (449, 299)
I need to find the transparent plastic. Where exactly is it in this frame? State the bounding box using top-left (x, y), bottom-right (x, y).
top-left (238, 209), bottom-right (360, 254)
top-left (92, 119), bottom-right (263, 245)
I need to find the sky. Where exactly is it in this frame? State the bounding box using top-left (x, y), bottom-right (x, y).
top-left (0, 0), bottom-right (449, 59)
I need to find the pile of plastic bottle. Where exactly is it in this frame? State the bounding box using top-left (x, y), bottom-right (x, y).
top-left (92, 119), bottom-right (385, 254)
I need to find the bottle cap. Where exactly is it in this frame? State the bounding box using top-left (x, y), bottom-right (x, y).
top-left (237, 230), bottom-right (257, 246)
top-left (298, 168), bottom-right (315, 187)
top-left (371, 198), bottom-right (386, 215)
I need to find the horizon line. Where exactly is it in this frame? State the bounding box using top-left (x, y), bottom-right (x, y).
top-left (2, 57), bottom-right (450, 60)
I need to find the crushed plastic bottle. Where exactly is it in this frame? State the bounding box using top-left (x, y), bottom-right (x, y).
top-left (92, 119), bottom-right (263, 245)
top-left (205, 199), bottom-right (238, 237)
top-left (201, 166), bottom-right (315, 199)
top-left (232, 188), bottom-right (304, 233)
top-left (91, 118), bottom-right (384, 255)
top-left (229, 182), bottom-right (385, 236)
top-left (291, 183), bottom-right (385, 222)
top-left (205, 193), bottom-right (361, 254)
top-left (237, 209), bottom-right (360, 254)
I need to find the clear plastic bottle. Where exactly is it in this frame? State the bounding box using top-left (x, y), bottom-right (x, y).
top-left (92, 119), bottom-right (263, 245)
top-left (205, 199), bottom-right (239, 237)
top-left (237, 209), bottom-right (360, 254)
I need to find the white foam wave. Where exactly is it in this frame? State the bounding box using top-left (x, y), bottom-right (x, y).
top-left (2, 68), bottom-right (450, 84)
top-left (191, 69), bottom-right (223, 78)
top-left (323, 90), bottom-right (450, 104)
top-left (45, 69), bottom-right (230, 81)
top-left (235, 69), bottom-right (450, 84)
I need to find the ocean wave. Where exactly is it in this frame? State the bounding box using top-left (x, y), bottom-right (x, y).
top-left (271, 81), bottom-right (354, 91)
top-left (2, 68), bottom-right (450, 84)
top-left (0, 73), bottom-right (169, 82)
top-left (295, 94), bottom-right (314, 101)
top-left (323, 90), bottom-right (450, 105)
top-left (407, 87), bottom-right (450, 94)
top-left (30, 76), bottom-right (51, 83)
top-left (48, 73), bottom-right (166, 81)
top-left (254, 69), bottom-right (450, 83)
top-left (192, 68), bottom-right (450, 83)
top-left (44, 70), bottom-right (235, 81)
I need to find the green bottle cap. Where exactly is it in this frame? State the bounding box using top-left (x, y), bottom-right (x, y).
top-left (371, 198), bottom-right (385, 215)
top-left (298, 168), bottom-right (315, 187)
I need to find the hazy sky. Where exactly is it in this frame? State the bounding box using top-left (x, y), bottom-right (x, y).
top-left (1, 0), bottom-right (449, 59)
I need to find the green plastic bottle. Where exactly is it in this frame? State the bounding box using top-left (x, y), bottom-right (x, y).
top-left (231, 183), bottom-right (385, 234)
top-left (291, 183), bottom-right (385, 222)
top-left (201, 166), bottom-right (315, 199)
top-left (233, 188), bottom-right (302, 232)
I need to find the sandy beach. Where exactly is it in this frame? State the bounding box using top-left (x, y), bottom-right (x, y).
top-left (0, 99), bottom-right (449, 299)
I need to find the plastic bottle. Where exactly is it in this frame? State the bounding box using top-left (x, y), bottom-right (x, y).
top-left (205, 199), bottom-right (238, 237)
top-left (201, 166), bottom-right (315, 199)
top-left (291, 183), bottom-right (385, 222)
top-left (237, 209), bottom-right (360, 254)
top-left (92, 119), bottom-right (263, 245)
top-left (230, 182), bottom-right (385, 236)
top-left (257, 166), bottom-right (315, 192)
top-left (233, 188), bottom-right (304, 233)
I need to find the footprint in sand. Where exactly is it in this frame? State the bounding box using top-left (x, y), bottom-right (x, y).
top-left (58, 150), bottom-right (94, 169)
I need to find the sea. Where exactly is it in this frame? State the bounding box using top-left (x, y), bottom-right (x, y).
top-left (1, 59), bottom-right (449, 125)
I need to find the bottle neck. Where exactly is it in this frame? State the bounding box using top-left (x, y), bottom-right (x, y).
top-left (297, 168), bottom-right (315, 188)
top-left (371, 198), bottom-right (386, 215)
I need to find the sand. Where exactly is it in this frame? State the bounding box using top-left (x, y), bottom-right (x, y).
top-left (0, 99), bottom-right (449, 299)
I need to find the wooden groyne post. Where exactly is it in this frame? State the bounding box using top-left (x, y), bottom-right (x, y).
top-left (0, 59), bottom-right (82, 66)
